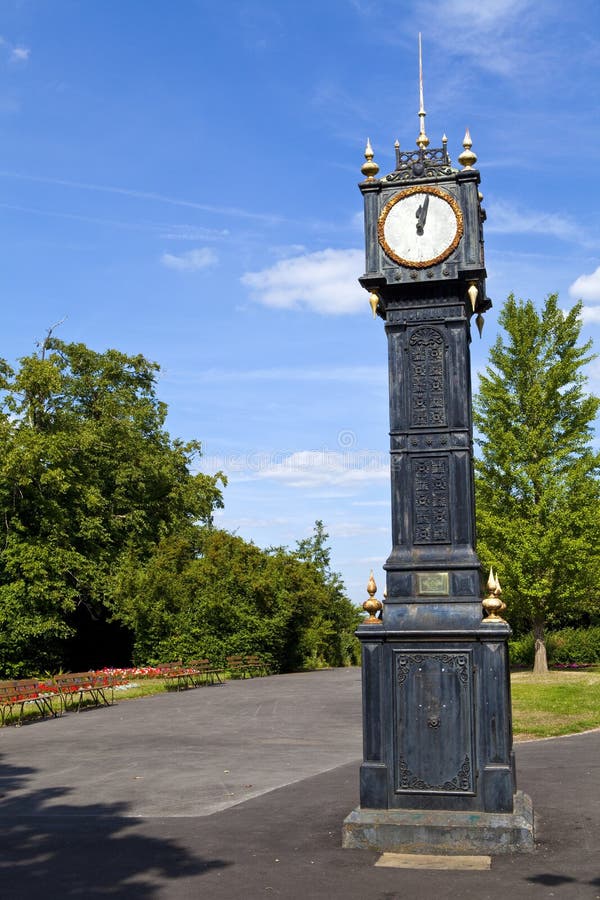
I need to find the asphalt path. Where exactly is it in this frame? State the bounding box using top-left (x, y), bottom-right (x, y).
top-left (0, 668), bottom-right (363, 817)
top-left (1, 667), bottom-right (598, 899)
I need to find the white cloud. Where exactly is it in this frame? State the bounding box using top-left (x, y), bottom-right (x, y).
top-left (11, 46), bottom-right (30, 62)
top-left (255, 450), bottom-right (388, 488)
top-left (569, 266), bottom-right (600, 303)
top-left (241, 248), bottom-right (365, 315)
top-left (0, 172), bottom-right (283, 224)
top-left (586, 360), bottom-right (600, 394)
top-left (350, 211), bottom-right (363, 231)
top-left (327, 521), bottom-right (389, 539)
top-left (214, 514), bottom-right (295, 530)
top-left (486, 200), bottom-right (579, 242)
top-left (425, 0), bottom-right (533, 29)
top-left (0, 36), bottom-right (30, 63)
top-left (581, 307), bottom-right (600, 325)
top-left (161, 225), bottom-right (229, 241)
top-left (161, 247), bottom-right (218, 271)
top-left (419, 0), bottom-right (557, 77)
top-left (196, 449), bottom-right (388, 487)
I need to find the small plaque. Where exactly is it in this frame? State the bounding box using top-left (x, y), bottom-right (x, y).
top-left (417, 572), bottom-right (449, 596)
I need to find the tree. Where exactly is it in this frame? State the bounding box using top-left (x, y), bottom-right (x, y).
top-left (0, 337), bottom-right (224, 675)
top-left (474, 294), bottom-right (600, 673)
top-left (111, 523), bottom-right (361, 671)
top-left (293, 520), bottom-right (362, 667)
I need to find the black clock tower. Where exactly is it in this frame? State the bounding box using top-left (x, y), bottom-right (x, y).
top-left (342, 44), bottom-right (534, 855)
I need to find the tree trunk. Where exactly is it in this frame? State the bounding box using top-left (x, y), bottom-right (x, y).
top-left (532, 618), bottom-right (548, 674)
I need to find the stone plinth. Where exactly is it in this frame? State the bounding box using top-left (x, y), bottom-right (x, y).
top-left (342, 790), bottom-right (534, 855)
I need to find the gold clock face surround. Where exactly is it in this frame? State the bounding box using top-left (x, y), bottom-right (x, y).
top-left (378, 185), bottom-right (464, 269)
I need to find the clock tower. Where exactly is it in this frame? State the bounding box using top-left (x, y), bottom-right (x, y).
top-left (342, 40), bottom-right (534, 855)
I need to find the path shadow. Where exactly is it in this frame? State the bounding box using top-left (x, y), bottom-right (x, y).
top-left (0, 755), bottom-right (229, 899)
top-left (527, 873), bottom-right (600, 889)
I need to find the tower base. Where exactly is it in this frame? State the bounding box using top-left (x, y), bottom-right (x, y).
top-left (342, 790), bottom-right (534, 855)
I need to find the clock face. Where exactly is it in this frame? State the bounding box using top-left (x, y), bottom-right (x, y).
top-left (378, 186), bottom-right (463, 269)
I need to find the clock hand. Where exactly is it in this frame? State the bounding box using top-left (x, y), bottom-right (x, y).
top-left (416, 194), bottom-right (429, 235)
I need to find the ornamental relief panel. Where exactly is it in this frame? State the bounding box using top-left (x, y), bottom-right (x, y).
top-left (393, 650), bottom-right (475, 795)
top-left (408, 327), bottom-right (447, 428)
top-left (412, 456), bottom-right (450, 544)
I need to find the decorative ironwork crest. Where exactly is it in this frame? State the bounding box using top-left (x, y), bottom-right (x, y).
top-left (383, 146), bottom-right (456, 183)
top-left (397, 754), bottom-right (471, 792)
top-left (395, 652), bottom-right (469, 686)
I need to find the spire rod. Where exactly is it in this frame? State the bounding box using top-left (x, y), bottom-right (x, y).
top-left (418, 32), bottom-right (425, 115)
top-left (416, 33), bottom-right (430, 150)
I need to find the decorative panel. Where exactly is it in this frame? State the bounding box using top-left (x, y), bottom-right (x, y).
top-left (393, 649), bottom-right (475, 794)
top-left (412, 456), bottom-right (450, 544)
top-left (409, 327), bottom-right (447, 428)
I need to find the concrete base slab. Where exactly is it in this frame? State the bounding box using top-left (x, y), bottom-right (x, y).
top-left (375, 852), bottom-right (491, 870)
top-left (342, 790), bottom-right (534, 855)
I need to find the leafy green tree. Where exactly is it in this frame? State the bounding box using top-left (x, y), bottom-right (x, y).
top-left (293, 520), bottom-right (362, 667)
top-left (111, 523), bottom-right (361, 671)
top-left (474, 294), bottom-right (600, 673)
top-left (0, 336), bottom-right (224, 675)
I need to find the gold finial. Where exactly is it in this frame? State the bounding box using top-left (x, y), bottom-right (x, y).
top-left (362, 570), bottom-right (383, 624)
top-left (361, 138), bottom-right (380, 181)
top-left (494, 573), bottom-right (507, 616)
top-left (458, 127), bottom-right (477, 169)
top-left (482, 567), bottom-right (507, 623)
top-left (416, 33), bottom-right (430, 150)
top-left (368, 292), bottom-right (380, 318)
top-left (467, 282), bottom-right (479, 313)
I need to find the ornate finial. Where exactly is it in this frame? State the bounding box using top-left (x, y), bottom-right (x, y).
top-left (368, 292), bottom-right (380, 318)
top-left (482, 567), bottom-right (507, 623)
top-left (394, 139), bottom-right (400, 149)
top-left (441, 133), bottom-right (449, 164)
top-left (467, 282), bottom-right (479, 313)
top-left (362, 570), bottom-right (383, 624)
top-left (458, 127), bottom-right (477, 169)
top-left (476, 313), bottom-right (485, 337)
top-left (361, 138), bottom-right (380, 181)
top-left (494, 573), bottom-right (507, 616)
top-left (416, 33), bottom-right (430, 150)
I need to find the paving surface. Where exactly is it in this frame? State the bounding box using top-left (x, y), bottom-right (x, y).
top-left (0, 668), bottom-right (363, 817)
top-left (1, 667), bottom-right (599, 899)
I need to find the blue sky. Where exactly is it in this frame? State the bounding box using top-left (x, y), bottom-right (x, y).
top-left (1, 0), bottom-right (600, 602)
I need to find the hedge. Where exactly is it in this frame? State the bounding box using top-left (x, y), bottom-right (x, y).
top-left (509, 626), bottom-right (600, 668)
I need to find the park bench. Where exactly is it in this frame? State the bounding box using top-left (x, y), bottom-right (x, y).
top-left (155, 660), bottom-right (224, 689)
top-left (0, 679), bottom-right (59, 725)
top-left (244, 654), bottom-right (269, 677)
top-left (226, 655), bottom-right (251, 677)
top-left (155, 661), bottom-right (200, 691)
top-left (226, 654), bottom-right (269, 678)
top-left (53, 671), bottom-right (123, 712)
top-left (186, 659), bottom-right (224, 685)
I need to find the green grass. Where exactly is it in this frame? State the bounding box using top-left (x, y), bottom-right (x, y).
top-left (511, 668), bottom-right (600, 740)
